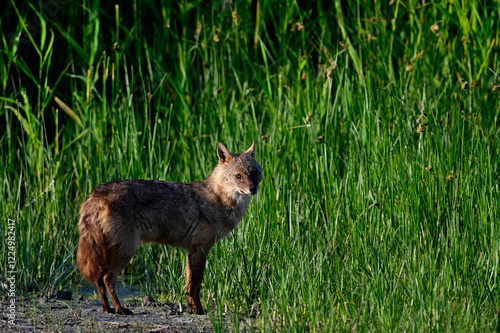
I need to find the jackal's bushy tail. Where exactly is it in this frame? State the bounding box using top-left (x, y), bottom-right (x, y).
top-left (76, 207), bottom-right (109, 284)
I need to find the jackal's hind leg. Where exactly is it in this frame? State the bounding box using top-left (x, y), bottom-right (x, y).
top-left (97, 277), bottom-right (115, 313)
top-left (104, 273), bottom-right (133, 315)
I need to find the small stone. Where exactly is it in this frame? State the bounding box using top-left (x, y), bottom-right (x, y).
top-left (57, 289), bottom-right (73, 300)
top-left (142, 295), bottom-right (156, 307)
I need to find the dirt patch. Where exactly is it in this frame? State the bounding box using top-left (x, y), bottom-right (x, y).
top-left (1, 296), bottom-right (219, 332)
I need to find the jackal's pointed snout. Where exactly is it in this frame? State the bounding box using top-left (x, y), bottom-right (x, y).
top-left (249, 186), bottom-right (258, 195)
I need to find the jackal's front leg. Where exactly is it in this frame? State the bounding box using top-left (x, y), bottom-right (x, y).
top-left (185, 248), bottom-right (207, 314)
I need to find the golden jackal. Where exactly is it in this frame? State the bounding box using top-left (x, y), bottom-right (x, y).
top-left (77, 142), bottom-right (262, 315)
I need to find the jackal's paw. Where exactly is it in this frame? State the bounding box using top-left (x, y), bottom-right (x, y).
top-left (187, 305), bottom-right (205, 315)
top-left (116, 307), bottom-right (134, 315)
top-left (102, 307), bottom-right (115, 314)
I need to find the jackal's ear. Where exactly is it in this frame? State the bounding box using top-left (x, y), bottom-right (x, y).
top-left (217, 143), bottom-right (234, 163)
top-left (244, 141), bottom-right (255, 157)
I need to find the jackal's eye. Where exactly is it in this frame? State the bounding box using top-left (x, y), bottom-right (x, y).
top-left (235, 174), bottom-right (242, 179)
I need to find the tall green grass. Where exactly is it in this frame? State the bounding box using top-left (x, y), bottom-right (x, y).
top-left (1, 0), bottom-right (500, 331)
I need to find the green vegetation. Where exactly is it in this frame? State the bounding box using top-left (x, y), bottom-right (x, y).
top-left (2, 0), bottom-right (500, 331)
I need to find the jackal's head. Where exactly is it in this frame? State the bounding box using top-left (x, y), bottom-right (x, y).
top-left (213, 142), bottom-right (263, 198)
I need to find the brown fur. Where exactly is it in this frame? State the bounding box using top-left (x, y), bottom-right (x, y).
top-left (76, 142), bottom-right (262, 315)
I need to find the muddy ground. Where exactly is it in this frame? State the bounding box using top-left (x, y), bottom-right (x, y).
top-left (0, 295), bottom-right (231, 332)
